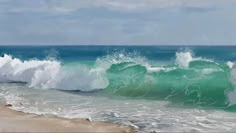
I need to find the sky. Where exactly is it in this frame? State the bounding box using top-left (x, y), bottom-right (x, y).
top-left (0, 0), bottom-right (236, 45)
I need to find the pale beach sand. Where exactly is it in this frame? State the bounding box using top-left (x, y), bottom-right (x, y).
top-left (0, 105), bottom-right (135, 132)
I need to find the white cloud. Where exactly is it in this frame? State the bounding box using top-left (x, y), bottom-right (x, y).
top-left (1, 0), bottom-right (236, 45)
top-left (3, 0), bottom-right (236, 13)
top-left (49, 0), bottom-right (236, 11)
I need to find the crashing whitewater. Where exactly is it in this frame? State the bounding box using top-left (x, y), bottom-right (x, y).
top-left (0, 52), bottom-right (236, 108)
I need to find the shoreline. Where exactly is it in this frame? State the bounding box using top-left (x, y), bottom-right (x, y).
top-left (0, 105), bottom-right (135, 132)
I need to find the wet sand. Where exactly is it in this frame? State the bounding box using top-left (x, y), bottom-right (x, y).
top-left (0, 105), bottom-right (135, 132)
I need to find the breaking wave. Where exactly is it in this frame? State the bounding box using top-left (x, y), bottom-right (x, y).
top-left (0, 54), bottom-right (107, 91)
top-left (0, 51), bottom-right (236, 108)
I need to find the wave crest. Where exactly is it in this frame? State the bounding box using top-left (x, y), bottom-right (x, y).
top-left (0, 54), bottom-right (108, 91)
top-left (1, 51), bottom-right (236, 108)
top-left (0, 54), bottom-right (60, 88)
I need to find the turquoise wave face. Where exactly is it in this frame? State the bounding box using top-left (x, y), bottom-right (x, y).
top-left (1, 45), bottom-right (236, 110)
top-left (105, 60), bottom-right (234, 108)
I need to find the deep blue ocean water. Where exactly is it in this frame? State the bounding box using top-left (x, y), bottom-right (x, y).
top-left (1, 45), bottom-right (236, 62)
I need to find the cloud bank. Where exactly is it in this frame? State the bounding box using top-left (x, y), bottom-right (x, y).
top-left (0, 0), bottom-right (236, 45)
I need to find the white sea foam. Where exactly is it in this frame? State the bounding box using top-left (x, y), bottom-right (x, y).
top-left (0, 54), bottom-right (108, 91)
top-left (227, 61), bottom-right (234, 69)
top-left (175, 51), bottom-right (216, 69)
top-left (176, 52), bottom-right (194, 68)
top-left (227, 65), bottom-right (236, 105)
top-left (0, 54), bottom-right (60, 88)
top-left (146, 65), bottom-right (176, 72)
top-left (57, 66), bottom-right (108, 91)
top-left (96, 52), bottom-right (177, 73)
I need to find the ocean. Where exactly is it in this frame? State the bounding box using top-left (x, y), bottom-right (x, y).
top-left (0, 45), bottom-right (236, 132)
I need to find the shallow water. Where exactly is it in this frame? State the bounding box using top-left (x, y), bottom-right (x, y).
top-left (1, 83), bottom-right (236, 132)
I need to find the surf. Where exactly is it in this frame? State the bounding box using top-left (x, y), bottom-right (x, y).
top-left (0, 51), bottom-right (236, 108)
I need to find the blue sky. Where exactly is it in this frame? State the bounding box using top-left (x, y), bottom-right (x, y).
top-left (0, 0), bottom-right (236, 45)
